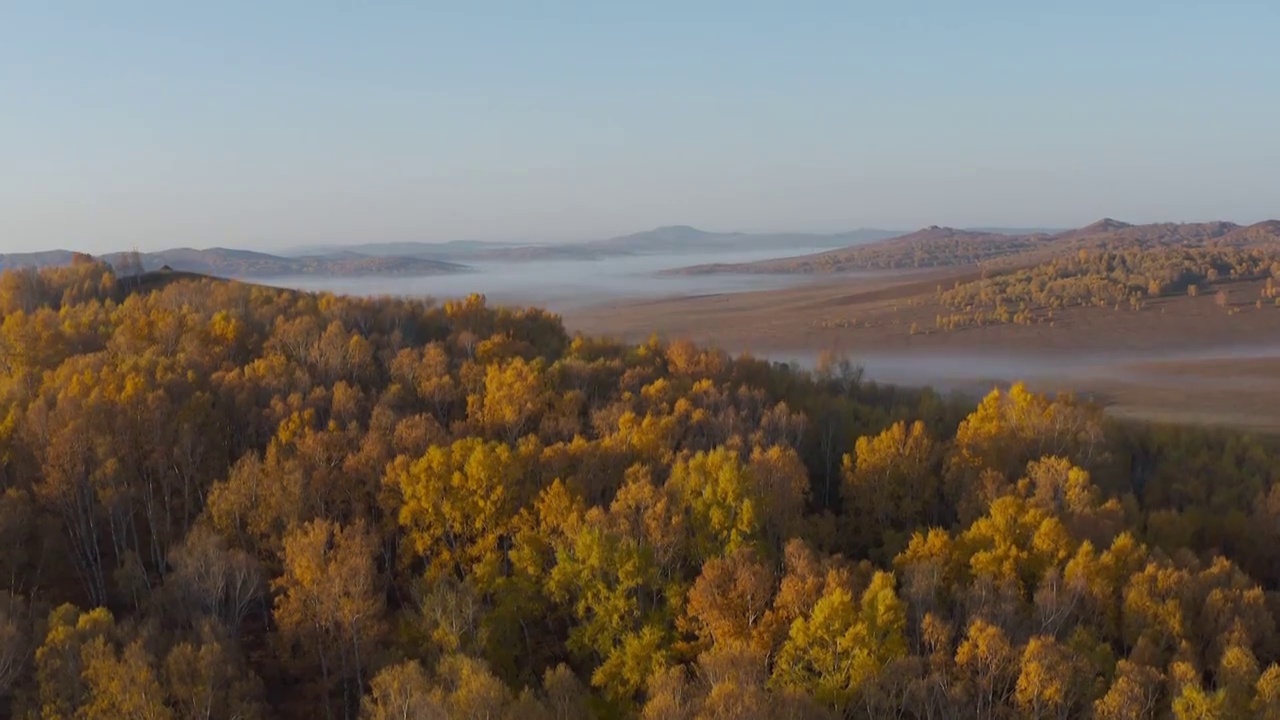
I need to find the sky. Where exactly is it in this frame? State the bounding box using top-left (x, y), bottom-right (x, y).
top-left (2, 1), bottom-right (1278, 253)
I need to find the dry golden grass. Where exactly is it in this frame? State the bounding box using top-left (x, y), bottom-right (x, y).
top-left (565, 268), bottom-right (1280, 430)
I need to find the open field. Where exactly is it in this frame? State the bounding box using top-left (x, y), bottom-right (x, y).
top-left (565, 266), bottom-right (1280, 431)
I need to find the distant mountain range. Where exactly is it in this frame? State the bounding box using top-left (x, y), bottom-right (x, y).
top-left (0, 247), bottom-right (467, 278)
top-left (580, 225), bottom-right (904, 254)
top-left (281, 226), bottom-right (908, 262)
top-left (671, 218), bottom-right (1280, 274)
top-left (279, 239), bottom-right (519, 259)
top-left (8, 221), bottom-right (1269, 279)
top-left (0, 225), bottom-right (908, 276)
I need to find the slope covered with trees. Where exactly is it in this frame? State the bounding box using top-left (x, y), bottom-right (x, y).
top-left (675, 218), bottom-right (1279, 279)
top-left (935, 223), bottom-right (1280, 328)
top-left (2, 257), bottom-right (1280, 719)
top-left (676, 226), bottom-right (1055, 274)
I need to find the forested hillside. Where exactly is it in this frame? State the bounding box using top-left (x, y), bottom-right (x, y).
top-left (676, 219), bottom-right (1280, 278)
top-left (4, 256), bottom-right (1280, 719)
top-left (936, 244), bottom-right (1280, 328)
top-left (674, 226), bottom-right (1052, 274)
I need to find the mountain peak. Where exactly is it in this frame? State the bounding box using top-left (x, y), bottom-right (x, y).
top-left (1083, 218), bottom-right (1133, 233)
top-left (606, 225), bottom-right (716, 245)
top-left (643, 225), bottom-right (715, 241)
top-left (909, 225), bottom-right (976, 239)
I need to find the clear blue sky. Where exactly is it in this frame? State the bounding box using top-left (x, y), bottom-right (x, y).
top-left (3, 1), bottom-right (1278, 252)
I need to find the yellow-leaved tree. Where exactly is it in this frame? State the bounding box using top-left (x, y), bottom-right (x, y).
top-left (272, 519), bottom-right (384, 720)
top-left (843, 419), bottom-right (938, 560)
top-left (470, 356), bottom-right (551, 442)
top-left (385, 437), bottom-right (525, 583)
top-left (772, 571), bottom-right (907, 709)
top-left (948, 383), bottom-right (1105, 523)
top-left (668, 447), bottom-right (807, 562)
top-left (1014, 634), bottom-right (1094, 719)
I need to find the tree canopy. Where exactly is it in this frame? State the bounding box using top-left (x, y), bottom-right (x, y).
top-left (1, 262), bottom-right (1278, 718)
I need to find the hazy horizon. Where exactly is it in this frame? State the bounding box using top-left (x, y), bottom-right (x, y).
top-left (5, 217), bottom-right (1277, 257)
top-left (4, 2), bottom-right (1278, 254)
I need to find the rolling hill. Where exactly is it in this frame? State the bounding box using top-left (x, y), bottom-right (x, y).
top-left (0, 247), bottom-right (468, 278)
top-left (0, 225), bottom-right (907, 276)
top-left (11, 220), bottom-right (1271, 281)
top-left (671, 226), bottom-right (1055, 273)
top-left (671, 218), bottom-right (1280, 275)
top-left (0, 250), bottom-right (79, 269)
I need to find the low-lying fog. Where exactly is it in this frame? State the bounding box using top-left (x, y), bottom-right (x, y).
top-left (768, 344), bottom-right (1280, 397)
top-left (256, 247), bottom-right (830, 311)
top-left (255, 249), bottom-right (1280, 425)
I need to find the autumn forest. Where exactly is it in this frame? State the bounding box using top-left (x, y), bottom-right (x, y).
top-left (4, 256), bottom-right (1280, 719)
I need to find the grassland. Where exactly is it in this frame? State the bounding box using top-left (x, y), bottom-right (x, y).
top-left (566, 262), bottom-right (1280, 431)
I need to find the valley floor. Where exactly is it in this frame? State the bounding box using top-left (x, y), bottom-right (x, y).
top-left (565, 268), bottom-right (1280, 431)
